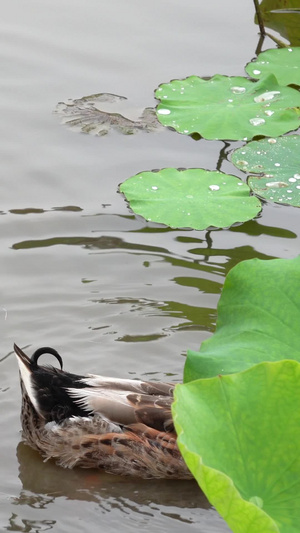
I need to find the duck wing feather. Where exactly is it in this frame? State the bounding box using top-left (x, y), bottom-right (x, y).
top-left (67, 376), bottom-right (175, 432)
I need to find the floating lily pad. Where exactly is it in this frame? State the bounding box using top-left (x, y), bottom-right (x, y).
top-left (256, 0), bottom-right (300, 46)
top-left (173, 360), bottom-right (300, 533)
top-left (231, 135), bottom-right (300, 207)
top-left (155, 74), bottom-right (300, 141)
top-left (55, 93), bottom-right (163, 135)
top-left (184, 256), bottom-right (300, 381)
top-left (120, 168), bottom-right (261, 230)
top-left (246, 47), bottom-right (300, 86)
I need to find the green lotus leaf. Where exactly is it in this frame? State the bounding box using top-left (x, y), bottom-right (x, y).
top-left (184, 256), bottom-right (300, 381)
top-left (173, 360), bottom-right (300, 533)
top-left (155, 74), bottom-right (300, 141)
top-left (119, 168), bottom-right (261, 230)
top-left (231, 135), bottom-right (300, 207)
top-left (246, 47), bottom-right (300, 86)
top-left (256, 0), bottom-right (300, 46)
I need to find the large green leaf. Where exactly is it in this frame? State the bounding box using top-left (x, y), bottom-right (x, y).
top-left (245, 47), bottom-right (300, 86)
top-left (173, 360), bottom-right (300, 533)
top-left (155, 74), bottom-right (300, 140)
top-left (231, 135), bottom-right (300, 207)
top-left (119, 168), bottom-right (261, 230)
top-left (184, 256), bottom-right (300, 381)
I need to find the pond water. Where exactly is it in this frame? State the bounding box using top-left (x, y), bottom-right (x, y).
top-left (1, 1), bottom-right (299, 532)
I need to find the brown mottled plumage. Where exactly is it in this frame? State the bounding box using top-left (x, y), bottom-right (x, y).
top-left (14, 344), bottom-right (191, 479)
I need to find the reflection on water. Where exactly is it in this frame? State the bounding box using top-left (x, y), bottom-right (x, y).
top-left (10, 225), bottom-right (280, 339)
top-left (15, 443), bottom-right (202, 509)
top-left (9, 206), bottom-right (83, 215)
top-left (10, 221), bottom-right (281, 346)
top-left (12, 234), bottom-right (169, 254)
top-left (6, 514), bottom-right (56, 532)
top-left (229, 219), bottom-right (297, 239)
top-left (4, 443), bottom-right (229, 532)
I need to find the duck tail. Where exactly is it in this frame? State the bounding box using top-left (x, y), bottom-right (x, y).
top-left (14, 343), bottom-right (64, 418)
top-left (14, 343), bottom-right (90, 422)
top-left (14, 343), bottom-right (41, 414)
top-left (14, 343), bottom-right (32, 369)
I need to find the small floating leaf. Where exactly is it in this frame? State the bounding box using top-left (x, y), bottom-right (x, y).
top-left (55, 93), bottom-right (163, 136)
top-left (246, 47), bottom-right (300, 86)
top-left (120, 168), bottom-right (261, 230)
top-left (155, 74), bottom-right (300, 140)
top-left (173, 359), bottom-right (300, 533)
top-left (231, 135), bottom-right (300, 206)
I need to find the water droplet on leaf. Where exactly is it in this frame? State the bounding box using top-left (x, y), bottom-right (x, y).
top-left (249, 117), bottom-right (265, 126)
top-left (230, 86), bottom-right (246, 94)
top-left (254, 91), bottom-right (280, 103)
top-left (157, 108), bottom-right (171, 115)
top-left (266, 181), bottom-right (288, 188)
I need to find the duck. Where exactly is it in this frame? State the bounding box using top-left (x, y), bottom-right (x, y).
top-left (14, 343), bottom-right (192, 479)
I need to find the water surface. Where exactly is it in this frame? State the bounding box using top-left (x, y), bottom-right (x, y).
top-left (1, 1), bottom-right (299, 531)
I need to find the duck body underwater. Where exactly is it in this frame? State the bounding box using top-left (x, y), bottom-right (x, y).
top-left (14, 344), bottom-right (191, 479)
